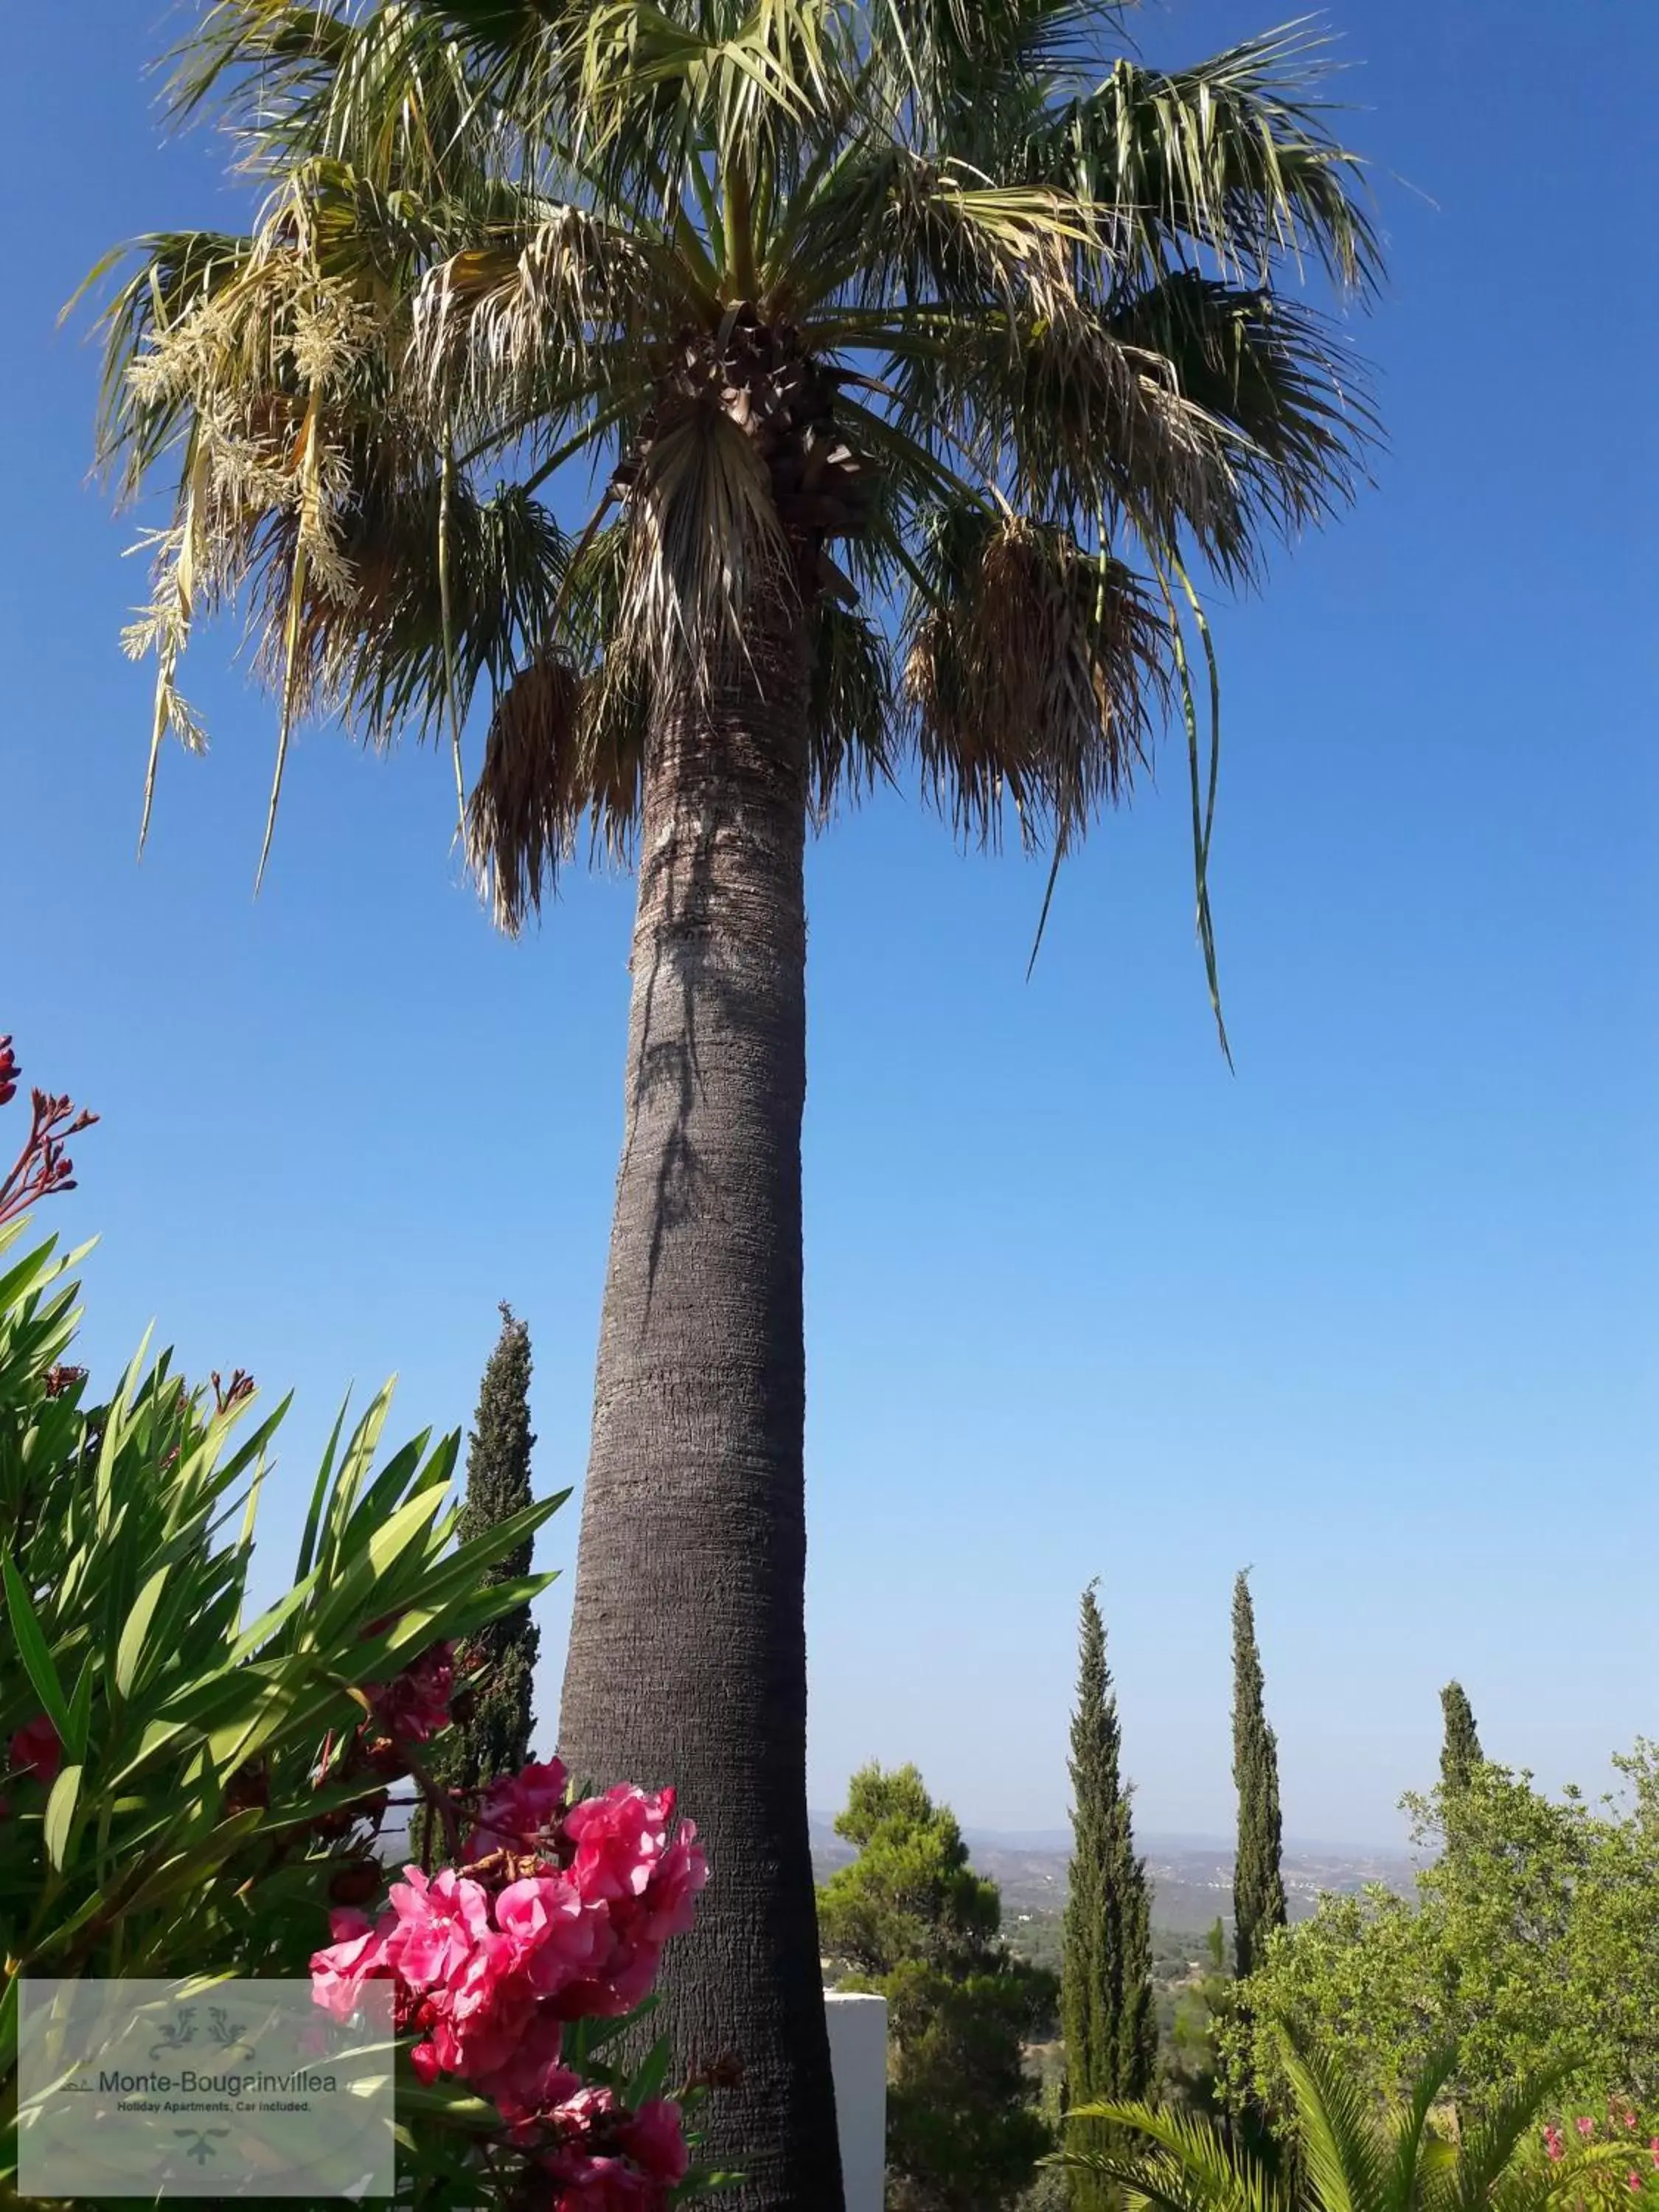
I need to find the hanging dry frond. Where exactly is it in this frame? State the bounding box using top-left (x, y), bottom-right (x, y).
top-left (465, 656), bottom-right (586, 933)
top-left (905, 511), bottom-right (1169, 852)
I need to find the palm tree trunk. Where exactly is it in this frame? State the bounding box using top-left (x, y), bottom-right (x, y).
top-left (557, 577), bottom-right (845, 2211)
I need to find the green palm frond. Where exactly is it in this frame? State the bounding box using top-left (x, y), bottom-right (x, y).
top-left (1054, 2096), bottom-right (1290, 2212)
top-left (1023, 25), bottom-right (1381, 293)
top-left (1282, 2028), bottom-right (1391, 2212)
top-left (807, 599), bottom-right (898, 822)
top-left (1447, 2063), bottom-right (1582, 2212)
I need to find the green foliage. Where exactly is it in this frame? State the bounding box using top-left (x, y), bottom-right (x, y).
top-left (1440, 1684), bottom-right (1483, 1798)
top-left (820, 1762), bottom-right (1057, 2212)
top-left (1223, 1756), bottom-right (1659, 2123)
top-left (0, 1216), bottom-right (562, 2188)
top-left (414, 1302), bottom-right (540, 1859)
top-left (1062, 1583), bottom-right (1155, 2207)
top-left (819, 1762), bottom-right (1001, 1976)
top-left (1052, 2016), bottom-right (1591, 2212)
top-left (1232, 1572), bottom-right (1287, 1982)
top-left (1164, 1918), bottom-right (1234, 2116)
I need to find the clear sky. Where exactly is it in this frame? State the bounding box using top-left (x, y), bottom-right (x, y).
top-left (3, 1), bottom-right (1654, 1849)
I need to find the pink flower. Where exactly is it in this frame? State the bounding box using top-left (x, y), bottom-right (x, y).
top-left (1629, 2177), bottom-right (1644, 2194)
top-left (10, 1715), bottom-right (62, 1786)
top-left (619, 2100), bottom-right (689, 2188)
top-left (470, 2008), bottom-right (578, 2128)
top-left (310, 1907), bottom-right (397, 2022)
top-left (385, 1866), bottom-right (492, 1991)
top-left (409, 2041), bottom-right (443, 2086)
top-left (633, 1821), bottom-right (709, 1947)
top-left (1545, 2128), bottom-right (1565, 2163)
top-left (565, 1787), bottom-right (677, 1906)
top-left (1649, 2138), bottom-right (1659, 2169)
top-left (442, 1930), bottom-right (540, 2076)
top-left (467, 1759), bottom-right (568, 1857)
top-left (496, 1873), bottom-right (611, 1997)
top-left (364, 1644), bottom-right (455, 1745)
top-left (1579, 2119), bottom-right (1597, 2140)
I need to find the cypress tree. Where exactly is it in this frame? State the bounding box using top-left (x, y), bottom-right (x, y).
top-left (1231, 1571), bottom-right (1287, 1983)
top-left (417, 1305), bottom-right (540, 1856)
top-left (1439, 1680), bottom-right (1482, 1796)
top-left (1062, 1584), bottom-right (1155, 2207)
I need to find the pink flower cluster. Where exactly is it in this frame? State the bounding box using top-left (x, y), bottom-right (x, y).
top-left (311, 1759), bottom-right (707, 2210)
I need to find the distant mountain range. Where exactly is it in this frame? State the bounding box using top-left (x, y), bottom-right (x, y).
top-left (810, 1814), bottom-right (1418, 1932)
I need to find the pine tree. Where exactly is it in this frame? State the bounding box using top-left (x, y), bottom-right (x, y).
top-left (1231, 1571), bottom-right (1287, 1983)
top-left (1062, 1584), bottom-right (1155, 2209)
top-left (1439, 1681), bottom-right (1482, 1796)
top-left (417, 1306), bottom-right (540, 1856)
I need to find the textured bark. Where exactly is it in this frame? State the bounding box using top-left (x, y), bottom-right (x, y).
top-left (557, 576), bottom-right (844, 2211)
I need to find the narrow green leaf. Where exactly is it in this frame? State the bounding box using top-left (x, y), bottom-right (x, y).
top-left (44, 1761), bottom-right (84, 1871)
top-left (2, 1552), bottom-right (74, 1743)
top-left (115, 1565), bottom-right (171, 1699)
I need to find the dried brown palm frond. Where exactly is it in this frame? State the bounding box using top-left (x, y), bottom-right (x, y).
top-left (905, 510), bottom-right (1169, 852)
top-left (465, 648), bottom-right (647, 932)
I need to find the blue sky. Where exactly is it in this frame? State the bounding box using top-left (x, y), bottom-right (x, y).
top-left (3, 1), bottom-right (1654, 1848)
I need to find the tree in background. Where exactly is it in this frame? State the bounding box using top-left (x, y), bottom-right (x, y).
top-left (1440, 1682), bottom-right (1484, 1797)
top-left (1222, 1751), bottom-right (1659, 2121)
top-left (1163, 1919), bottom-right (1231, 2116)
top-left (1231, 1571), bottom-right (1287, 1982)
top-left (1062, 1584), bottom-right (1154, 2206)
top-left (819, 1763), bottom-right (1056, 2212)
top-left (414, 1305), bottom-right (540, 1860)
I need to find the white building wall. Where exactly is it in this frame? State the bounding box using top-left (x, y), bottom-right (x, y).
top-left (824, 1990), bottom-right (887, 2212)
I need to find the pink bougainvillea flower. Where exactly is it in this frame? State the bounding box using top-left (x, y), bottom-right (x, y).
top-left (364, 1644), bottom-right (455, 1745)
top-left (564, 1787), bottom-right (677, 1905)
top-left (1629, 2176), bottom-right (1644, 2194)
top-left (310, 1907), bottom-right (397, 2022)
top-left (1579, 2120), bottom-right (1598, 2140)
top-left (385, 1866), bottom-right (492, 1990)
top-left (1545, 2128), bottom-right (1565, 2163)
top-left (471, 2008), bottom-right (578, 2128)
top-left (467, 1759), bottom-right (569, 1857)
top-left (633, 1820), bottom-right (709, 1947)
top-left (619, 2100), bottom-right (689, 2188)
top-left (442, 1929), bottom-right (540, 2076)
top-left (496, 1873), bottom-right (611, 1997)
top-left (9, 1715), bottom-right (62, 1786)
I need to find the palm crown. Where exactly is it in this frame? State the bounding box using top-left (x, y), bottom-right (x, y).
top-left (97, 0), bottom-right (1377, 1032)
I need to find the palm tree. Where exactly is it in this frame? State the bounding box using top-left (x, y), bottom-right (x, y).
top-left (1051, 2026), bottom-right (1593, 2212)
top-left (93, 2), bottom-right (1380, 2199)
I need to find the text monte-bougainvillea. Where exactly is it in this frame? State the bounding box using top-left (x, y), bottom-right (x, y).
top-left (311, 1755), bottom-right (709, 2210)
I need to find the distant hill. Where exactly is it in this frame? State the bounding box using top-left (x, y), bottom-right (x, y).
top-left (810, 1813), bottom-right (1416, 1933)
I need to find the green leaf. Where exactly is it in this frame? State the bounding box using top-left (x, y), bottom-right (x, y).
top-left (2, 1551), bottom-right (74, 1743)
top-left (116, 1564), bottom-right (172, 1698)
top-left (44, 1761), bottom-right (84, 1871)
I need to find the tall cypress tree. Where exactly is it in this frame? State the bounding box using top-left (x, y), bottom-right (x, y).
top-left (1231, 1571), bottom-right (1287, 1983)
top-left (1439, 1680), bottom-right (1482, 1796)
top-left (1062, 1583), bottom-right (1155, 2207)
top-left (418, 1305), bottom-right (540, 1854)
